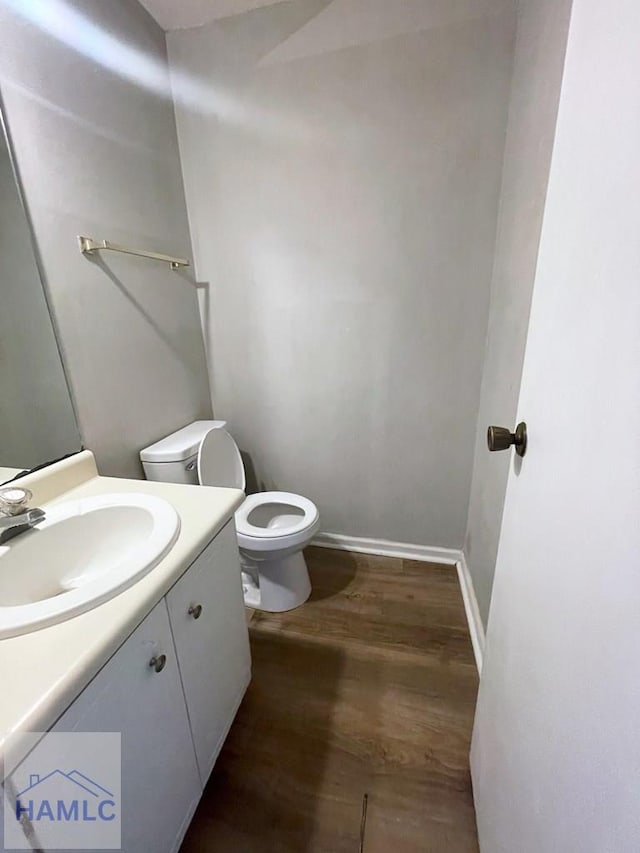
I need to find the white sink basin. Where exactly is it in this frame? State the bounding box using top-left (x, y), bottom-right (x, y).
top-left (0, 493), bottom-right (180, 639)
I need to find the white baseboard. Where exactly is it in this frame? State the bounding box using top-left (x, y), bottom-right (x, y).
top-left (455, 553), bottom-right (485, 674)
top-left (311, 532), bottom-right (461, 565)
top-left (311, 532), bottom-right (485, 674)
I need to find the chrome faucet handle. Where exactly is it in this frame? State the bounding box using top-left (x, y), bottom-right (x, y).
top-left (0, 487), bottom-right (34, 517)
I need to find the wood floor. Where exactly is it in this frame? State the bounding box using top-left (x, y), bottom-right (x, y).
top-left (180, 547), bottom-right (480, 853)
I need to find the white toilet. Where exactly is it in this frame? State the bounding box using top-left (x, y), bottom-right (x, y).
top-left (140, 421), bottom-right (320, 612)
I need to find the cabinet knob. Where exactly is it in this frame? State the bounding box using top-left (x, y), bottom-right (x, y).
top-left (149, 654), bottom-right (167, 673)
top-left (188, 604), bottom-right (203, 620)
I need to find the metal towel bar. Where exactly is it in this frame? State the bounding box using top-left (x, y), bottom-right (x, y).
top-left (78, 236), bottom-right (189, 270)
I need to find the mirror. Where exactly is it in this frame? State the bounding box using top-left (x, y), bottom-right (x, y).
top-left (0, 105), bottom-right (81, 479)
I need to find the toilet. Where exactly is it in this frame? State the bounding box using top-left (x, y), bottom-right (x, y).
top-left (140, 421), bottom-right (320, 612)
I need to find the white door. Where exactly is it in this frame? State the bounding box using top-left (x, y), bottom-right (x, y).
top-left (166, 521), bottom-right (251, 783)
top-left (471, 2), bottom-right (640, 851)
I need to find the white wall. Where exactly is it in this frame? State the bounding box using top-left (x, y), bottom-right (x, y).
top-left (168, 0), bottom-right (515, 547)
top-left (464, 0), bottom-right (572, 624)
top-left (0, 136), bottom-right (80, 469)
top-left (0, 0), bottom-right (212, 477)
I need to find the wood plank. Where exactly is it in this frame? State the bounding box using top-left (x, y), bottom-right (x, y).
top-left (180, 546), bottom-right (479, 852)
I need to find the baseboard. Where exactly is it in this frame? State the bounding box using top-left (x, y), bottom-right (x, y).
top-left (311, 532), bottom-right (461, 565)
top-left (455, 553), bottom-right (485, 674)
top-left (311, 532), bottom-right (485, 675)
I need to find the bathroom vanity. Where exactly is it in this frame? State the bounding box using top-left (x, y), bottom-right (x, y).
top-left (0, 452), bottom-right (250, 853)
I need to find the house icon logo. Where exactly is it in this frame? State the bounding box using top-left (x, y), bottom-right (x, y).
top-left (15, 769), bottom-right (117, 824)
top-left (3, 731), bottom-right (121, 850)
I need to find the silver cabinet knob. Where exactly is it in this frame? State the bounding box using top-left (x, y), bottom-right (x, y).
top-left (188, 604), bottom-right (203, 620)
top-left (149, 654), bottom-right (167, 673)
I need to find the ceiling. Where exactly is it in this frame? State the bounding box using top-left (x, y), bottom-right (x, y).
top-left (138, 0), bottom-right (282, 30)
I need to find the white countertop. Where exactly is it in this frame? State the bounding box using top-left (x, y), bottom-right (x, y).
top-left (0, 452), bottom-right (244, 770)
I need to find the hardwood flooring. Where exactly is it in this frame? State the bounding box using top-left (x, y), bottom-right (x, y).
top-left (180, 547), bottom-right (480, 852)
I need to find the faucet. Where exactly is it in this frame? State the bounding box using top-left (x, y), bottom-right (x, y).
top-left (0, 487), bottom-right (46, 545)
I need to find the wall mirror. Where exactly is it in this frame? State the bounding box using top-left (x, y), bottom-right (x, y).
top-left (0, 102), bottom-right (81, 480)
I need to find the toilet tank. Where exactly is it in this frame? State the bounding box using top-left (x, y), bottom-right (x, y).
top-left (140, 420), bottom-right (227, 485)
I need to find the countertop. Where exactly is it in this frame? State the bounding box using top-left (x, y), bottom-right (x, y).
top-left (0, 466), bottom-right (21, 484)
top-left (0, 452), bottom-right (244, 771)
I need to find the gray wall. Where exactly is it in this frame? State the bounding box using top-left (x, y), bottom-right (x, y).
top-left (0, 0), bottom-right (212, 477)
top-left (169, 0), bottom-right (516, 546)
top-left (464, 0), bottom-right (572, 625)
top-left (0, 136), bottom-right (80, 469)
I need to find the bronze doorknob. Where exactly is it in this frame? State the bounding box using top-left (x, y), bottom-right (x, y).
top-left (487, 422), bottom-right (527, 457)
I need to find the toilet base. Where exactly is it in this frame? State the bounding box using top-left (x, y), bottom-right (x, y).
top-left (240, 550), bottom-right (312, 613)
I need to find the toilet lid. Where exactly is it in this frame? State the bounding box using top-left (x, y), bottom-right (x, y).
top-left (197, 427), bottom-right (246, 490)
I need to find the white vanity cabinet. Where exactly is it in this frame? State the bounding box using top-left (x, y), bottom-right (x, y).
top-left (40, 519), bottom-right (250, 853)
top-left (52, 599), bottom-right (202, 853)
top-left (166, 520), bottom-right (251, 782)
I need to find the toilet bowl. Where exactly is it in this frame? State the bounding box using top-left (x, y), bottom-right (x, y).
top-left (234, 492), bottom-right (320, 612)
top-left (140, 421), bottom-right (319, 612)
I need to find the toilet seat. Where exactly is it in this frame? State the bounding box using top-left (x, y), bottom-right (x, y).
top-left (235, 492), bottom-right (319, 540)
top-left (197, 429), bottom-right (319, 550)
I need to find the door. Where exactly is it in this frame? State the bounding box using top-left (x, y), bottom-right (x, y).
top-left (471, 2), bottom-right (640, 851)
top-left (53, 600), bottom-right (202, 853)
top-left (166, 520), bottom-right (251, 783)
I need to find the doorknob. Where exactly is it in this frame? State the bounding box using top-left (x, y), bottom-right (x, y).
top-left (487, 422), bottom-right (527, 457)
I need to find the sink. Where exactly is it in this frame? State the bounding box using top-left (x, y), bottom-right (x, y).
top-left (0, 493), bottom-right (180, 639)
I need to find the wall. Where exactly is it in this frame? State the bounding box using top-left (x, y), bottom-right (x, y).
top-left (0, 0), bottom-right (212, 478)
top-left (168, 0), bottom-right (515, 547)
top-left (464, 0), bottom-right (572, 625)
top-left (0, 134), bottom-right (80, 469)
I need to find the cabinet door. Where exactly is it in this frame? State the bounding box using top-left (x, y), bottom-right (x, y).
top-left (52, 600), bottom-right (201, 853)
top-left (166, 520), bottom-right (251, 783)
